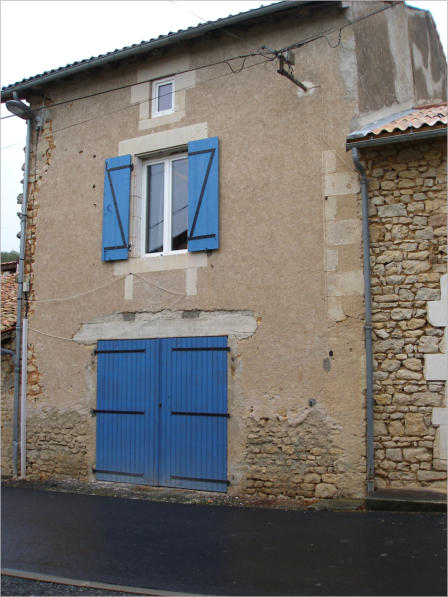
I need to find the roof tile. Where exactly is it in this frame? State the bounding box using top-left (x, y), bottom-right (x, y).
top-left (348, 103), bottom-right (447, 141)
top-left (371, 103), bottom-right (448, 135)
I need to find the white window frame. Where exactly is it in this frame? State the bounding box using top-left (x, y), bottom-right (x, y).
top-left (152, 77), bottom-right (175, 118)
top-left (141, 153), bottom-right (188, 257)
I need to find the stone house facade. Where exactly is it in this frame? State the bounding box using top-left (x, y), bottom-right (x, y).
top-left (1, 1), bottom-right (446, 499)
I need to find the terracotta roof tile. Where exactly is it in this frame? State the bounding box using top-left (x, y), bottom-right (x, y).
top-left (1, 273), bottom-right (18, 332)
top-left (347, 103), bottom-right (447, 142)
top-left (371, 103), bottom-right (447, 135)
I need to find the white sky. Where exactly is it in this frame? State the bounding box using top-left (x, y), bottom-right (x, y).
top-left (1, 0), bottom-right (447, 251)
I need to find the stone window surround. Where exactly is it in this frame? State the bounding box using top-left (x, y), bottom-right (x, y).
top-left (130, 55), bottom-right (196, 132)
top-left (114, 123), bottom-right (209, 296)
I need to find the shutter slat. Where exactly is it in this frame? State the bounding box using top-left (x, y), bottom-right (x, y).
top-left (187, 137), bottom-right (219, 252)
top-left (102, 154), bottom-right (132, 261)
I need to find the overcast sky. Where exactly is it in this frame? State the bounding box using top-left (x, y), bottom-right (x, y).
top-left (1, 0), bottom-right (447, 251)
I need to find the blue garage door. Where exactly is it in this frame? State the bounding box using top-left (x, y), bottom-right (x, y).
top-left (95, 336), bottom-right (228, 492)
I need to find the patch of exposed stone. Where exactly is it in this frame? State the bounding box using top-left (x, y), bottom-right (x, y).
top-left (26, 409), bottom-right (89, 480)
top-left (244, 407), bottom-right (344, 499)
top-left (363, 139), bottom-right (447, 489)
top-left (1, 342), bottom-right (14, 477)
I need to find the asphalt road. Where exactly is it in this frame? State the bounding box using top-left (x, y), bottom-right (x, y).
top-left (2, 486), bottom-right (446, 596)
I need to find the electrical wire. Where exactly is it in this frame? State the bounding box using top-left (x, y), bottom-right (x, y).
top-left (26, 275), bottom-right (125, 303)
top-left (277, 1), bottom-right (401, 54)
top-left (324, 29), bottom-right (342, 49)
top-left (2, 55), bottom-right (273, 155)
top-left (1, 51), bottom-right (269, 122)
top-left (28, 326), bottom-right (75, 342)
top-left (1, 1), bottom-right (401, 123)
top-left (134, 272), bottom-right (186, 296)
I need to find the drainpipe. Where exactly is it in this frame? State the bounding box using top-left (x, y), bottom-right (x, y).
top-left (352, 147), bottom-right (375, 496)
top-left (7, 97), bottom-right (34, 478)
top-left (20, 318), bottom-right (29, 479)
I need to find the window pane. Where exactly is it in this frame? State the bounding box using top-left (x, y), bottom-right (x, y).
top-left (158, 82), bottom-right (173, 112)
top-left (171, 158), bottom-right (188, 251)
top-left (146, 163), bottom-right (164, 253)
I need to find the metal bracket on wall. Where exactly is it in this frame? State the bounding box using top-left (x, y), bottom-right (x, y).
top-left (92, 467), bottom-right (144, 477)
top-left (171, 475), bottom-right (230, 485)
top-left (277, 55), bottom-right (307, 92)
top-left (90, 409), bottom-right (144, 417)
top-left (93, 348), bottom-right (146, 355)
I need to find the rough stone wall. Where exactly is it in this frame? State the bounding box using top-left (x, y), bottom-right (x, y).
top-left (26, 407), bottom-right (89, 480)
top-left (1, 338), bottom-right (15, 477)
top-left (24, 117), bottom-right (55, 291)
top-left (362, 137), bottom-right (447, 489)
top-left (244, 407), bottom-right (345, 499)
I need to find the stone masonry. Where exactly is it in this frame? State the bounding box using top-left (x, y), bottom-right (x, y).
top-left (362, 138), bottom-right (447, 490)
top-left (244, 407), bottom-right (345, 500)
top-left (1, 342), bottom-right (14, 477)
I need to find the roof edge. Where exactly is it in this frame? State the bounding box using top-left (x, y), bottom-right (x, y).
top-left (346, 126), bottom-right (447, 150)
top-left (1, 1), bottom-right (316, 101)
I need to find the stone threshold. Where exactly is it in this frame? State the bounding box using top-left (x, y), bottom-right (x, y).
top-left (366, 488), bottom-right (447, 512)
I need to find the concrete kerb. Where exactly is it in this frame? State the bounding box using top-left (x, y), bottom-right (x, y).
top-left (1, 569), bottom-right (203, 597)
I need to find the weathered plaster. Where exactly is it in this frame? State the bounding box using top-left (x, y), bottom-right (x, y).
top-left (408, 9), bottom-right (447, 104)
top-left (74, 310), bottom-right (258, 344)
top-left (113, 251), bottom-right (207, 276)
top-left (118, 122), bottom-right (208, 157)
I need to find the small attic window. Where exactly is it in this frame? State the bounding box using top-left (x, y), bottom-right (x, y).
top-left (152, 77), bottom-right (174, 117)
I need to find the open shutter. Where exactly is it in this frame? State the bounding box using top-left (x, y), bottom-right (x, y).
top-left (187, 137), bottom-right (219, 252)
top-left (102, 154), bottom-right (132, 261)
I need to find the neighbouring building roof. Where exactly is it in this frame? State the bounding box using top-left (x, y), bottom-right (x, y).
top-left (1, 261), bottom-right (18, 274)
top-left (1, 272), bottom-right (18, 333)
top-left (1, 0), bottom-right (314, 101)
top-left (346, 103), bottom-right (447, 149)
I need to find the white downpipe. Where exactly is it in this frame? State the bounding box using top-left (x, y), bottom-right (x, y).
top-left (20, 318), bottom-right (28, 479)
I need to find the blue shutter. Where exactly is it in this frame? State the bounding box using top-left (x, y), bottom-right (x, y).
top-left (102, 154), bottom-right (132, 261)
top-left (187, 137), bottom-right (219, 252)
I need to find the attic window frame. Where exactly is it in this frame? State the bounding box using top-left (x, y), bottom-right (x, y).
top-left (152, 77), bottom-right (175, 118)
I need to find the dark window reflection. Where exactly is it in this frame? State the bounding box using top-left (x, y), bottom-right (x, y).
top-left (146, 163), bottom-right (164, 253)
top-left (171, 158), bottom-right (188, 251)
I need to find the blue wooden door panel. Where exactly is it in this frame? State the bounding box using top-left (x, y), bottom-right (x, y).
top-left (164, 336), bottom-right (228, 492)
top-left (96, 339), bottom-right (158, 484)
top-left (96, 336), bottom-right (228, 492)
